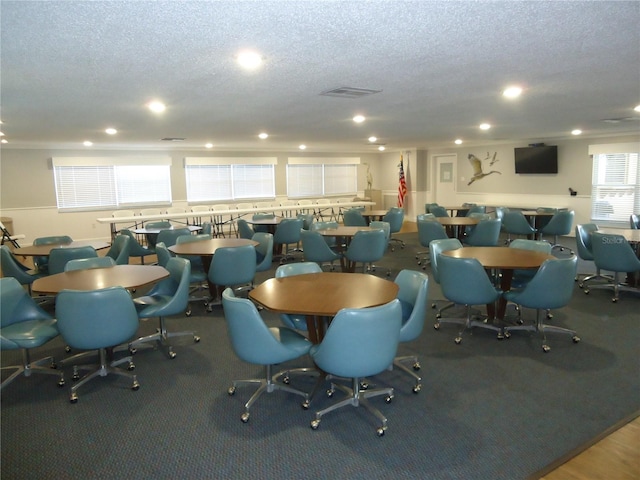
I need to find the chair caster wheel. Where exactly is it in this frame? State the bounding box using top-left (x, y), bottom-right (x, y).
top-left (228, 386), bottom-right (236, 396)
top-left (385, 395), bottom-right (393, 403)
top-left (572, 336), bottom-right (580, 343)
top-left (412, 362), bottom-right (421, 371)
top-left (282, 376), bottom-right (290, 384)
top-left (194, 336), bottom-right (201, 343)
top-left (542, 345), bottom-right (551, 353)
top-left (301, 399), bottom-right (310, 410)
top-left (69, 394), bottom-right (78, 404)
top-left (131, 381), bottom-right (140, 391)
top-left (612, 297), bottom-right (618, 303)
top-left (433, 323), bottom-right (440, 330)
top-left (50, 362), bottom-right (58, 369)
top-left (65, 345), bottom-right (72, 353)
top-left (72, 373), bottom-right (80, 381)
top-left (326, 389), bottom-right (334, 398)
top-left (185, 309), bottom-right (192, 317)
top-left (241, 412), bottom-right (250, 423)
top-left (454, 337), bottom-right (462, 344)
top-left (376, 427), bottom-right (386, 437)
top-left (127, 362), bottom-right (135, 371)
top-left (57, 378), bottom-right (65, 387)
top-left (360, 381), bottom-right (369, 390)
top-left (412, 384), bottom-right (421, 394)
top-left (583, 289), bottom-right (590, 294)
top-left (168, 351), bottom-right (177, 359)
top-left (310, 419), bottom-right (320, 430)
top-left (129, 347), bottom-right (137, 355)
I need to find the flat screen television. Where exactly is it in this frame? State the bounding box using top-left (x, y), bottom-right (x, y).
top-left (514, 145), bottom-right (558, 174)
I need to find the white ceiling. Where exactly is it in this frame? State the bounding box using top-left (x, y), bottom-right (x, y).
top-left (1, 0), bottom-right (639, 153)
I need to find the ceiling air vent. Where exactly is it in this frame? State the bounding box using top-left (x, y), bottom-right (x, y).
top-left (320, 87), bottom-right (382, 99)
top-left (161, 137), bottom-right (186, 141)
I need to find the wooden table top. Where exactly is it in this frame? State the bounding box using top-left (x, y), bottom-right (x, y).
top-left (168, 238), bottom-right (258, 256)
top-left (132, 225), bottom-right (201, 234)
top-left (442, 246), bottom-right (555, 269)
top-left (598, 228), bottom-right (640, 243)
top-left (32, 264), bottom-right (169, 294)
top-left (436, 217), bottom-right (481, 226)
top-left (316, 226), bottom-right (375, 237)
top-left (362, 210), bottom-right (389, 217)
top-left (13, 240), bottom-right (110, 257)
top-left (249, 272), bottom-right (399, 317)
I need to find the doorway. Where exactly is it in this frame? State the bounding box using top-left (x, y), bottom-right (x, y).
top-left (434, 154), bottom-right (457, 206)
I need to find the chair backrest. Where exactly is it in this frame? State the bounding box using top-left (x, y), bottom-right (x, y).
top-left (297, 213), bottom-right (315, 230)
top-left (154, 241), bottom-right (173, 267)
top-left (145, 221), bottom-right (172, 229)
top-left (383, 208), bottom-right (404, 233)
top-left (156, 227), bottom-right (191, 247)
top-left (428, 238), bottom-right (463, 284)
top-left (343, 208), bottom-right (367, 226)
top-left (200, 222), bottom-right (214, 236)
top-left (252, 213), bottom-right (275, 221)
top-left (208, 245), bottom-right (257, 287)
top-left (509, 239), bottom-right (552, 254)
top-left (252, 232), bottom-right (274, 272)
top-left (369, 221), bottom-right (390, 245)
top-left (394, 269), bottom-right (429, 343)
top-left (275, 261), bottom-right (322, 278)
top-left (236, 219), bottom-right (255, 239)
top-left (344, 229), bottom-right (387, 263)
top-left (65, 256), bottom-right (116, 271)
top-left (494, 207), bottom-right (510, 222)
top-left (502, 211), bottom-right (536, 235)
top-left (466, 205), bottom-right (486, 216)
top-left (416, 213), bottom-right (436, 222)
top-left (300, 230), bottom-right (339, 264)
top-left (425, 203), bottom-right (439, 213)
top-left (48, 246), bottom-right (98, 275)
top-left (106, 234), bottom-right (130, 265)
top-left (0, 245), bottom-right (34, 285)
top-left (541, 210), bottom-right (575, 236)
top-left (55, 286), bottom-right (139, 350)
top-left (429, 205), bottom-right (449, 218)
top-left (175, 233), bottom-right (210, 267)
top-left (310, 299), bottom-right (402, 378)
top-left (417, 219), bottom-right (448, 248)
top-left (630, 214), bottom-right (640, 229)
top-left (273, 218), bottom-right (303, 244)
top-left (437, 255), bottom-right (501, 306)
top-left (507, 257), bottom-right (578, 310)
top-left (32, 235), bottom-right (73, 271)
top-left (140, 257), bottom-right (191, 318)
top-left (464, 218), bottom-right (501, 246)
top-left (0, 277), bottom-right (53, 329)
top-left (574, 223), bottom-right (598, 261)
top-left (591, 232), bottom-right (640, 273)
top-left (222, 288), bottom-right (309, 365)
top-left (120, 229), bottom-right (153, 256)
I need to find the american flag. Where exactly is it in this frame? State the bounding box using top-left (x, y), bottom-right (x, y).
top-left (398, 154), bottom-right (407, 207)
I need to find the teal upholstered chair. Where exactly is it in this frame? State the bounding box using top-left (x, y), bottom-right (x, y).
top-left (273, 218), bottom-right (303, 263)
top-left (309, 299), bottom-right (402, 436)
top-left (575, 224), bottom-right (612, 289)
top-left (310, 221), bottom-right (339, 249)
top-left (252, 232), bottom-right (274, 275)
top-left (343, 208), bottom-right (367, 226)
top-left (144, 221), bottom-right (172, 250)
top-left (130, 257), bottom-right (198, 358)
top-left (416, 217), bottom-right (448, 268)
top-left (391, 269), bottom-right (429, 393)
top-left (463, 218), bottom-right (501, 246)
top-left (504, 256), bottom-right (579, 352)
top-left (156, 227), bottom-right (191, 248)
top-left (301, 229), bottom-right (341, 271)
top-left (436, 254), bottom-right (503, 343)
top-left (47, 246), bottom-right (98, 275)
top-left (207, 245), bottom-right (257, 305)
top-left (429, 206), bottom-right (449, 218)
top-left (55, 286), bottom-right (140, 402)
top-left (154, 241), bottom-right (173, 267)
top-left (105, 234), bottom-right (130, 265)
top-left (344, 229), bottom-right (387, 274)
top-left (236, 219), bottom-right (255, 240)
top-left (175, 234), bottom-right (211, 312)
top-left (539, 210), bottom-right (575, 252)
top-left (221, 288), bottom-right (312, 423)
top-left (275, 261), bottom-right (323, 331)
top-left (509, 239), bottom-right (552, 288)
top-left (0, 277), bottom-right (64, 390)
top-left (32, 235), bottom-right (73, 273)
top-left (428, 238), bottom-right (463, 318)
top-left (501, 211), bottom-right (537, 244)
top-left (65, 256), bottom-right (116, 271)
top-left (0, 245), bottom-right (45, 295)
top-left (120, 229), bottom-right (156, 264)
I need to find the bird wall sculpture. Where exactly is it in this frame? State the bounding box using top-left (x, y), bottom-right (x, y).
top-left (467, 153), bottom-right (501, 185)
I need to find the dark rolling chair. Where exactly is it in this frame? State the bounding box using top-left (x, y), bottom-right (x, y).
top-left (120, 229), bottom-right (156, 264)
top-left (586, 232), bottom-right (640, 302)
top-left (32, 235), bottom-right (73, 273)
top-left (130, 257), bottom-right (199, 359)
top-left (504, 256), bottom-right (580, 352)
top-left (383, 207), bottom-right (405, 250)
top-left (221, 288), bottom-right (312, 423)
top-left (309, 299), bottom-right (402, 436)
top-left (1, 277), bottom-right (64, 390)
top-left (539, 210), bottom-right (575, 253)
top-left (47, 246), bottom-right (98, 275)
top-left (390, 269), bottom-right (429, 393)
top-left (501, 210), bottom-right (537, 244)
top-left (0, 245), bottom-right (45, 295)
top-left (105, 234), bottom-right (131, 265)
top-left (436, 254), bottom-right (503, 344)
top-left (55, 286), bottom-right (140, 403)
top-left (343, 208), bottom-right (367, 227)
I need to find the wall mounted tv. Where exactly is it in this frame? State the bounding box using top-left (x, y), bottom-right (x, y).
top-left (514, 145), bottom-right (558, 174)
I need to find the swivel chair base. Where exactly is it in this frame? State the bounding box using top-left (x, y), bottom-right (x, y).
top-left (583, 272), bottom-right (639, 302)
top-left (1, 350), bottom-right (65, 390)
top-left (435, 305), bottom-right (504, 343)
top-left (310, 377), bottom-right (393, 436)
top-left (129, 321), bottom-right (200, 359)
top-left (504, 309), bottom-right (580, 352)
top-left (391, 356), bottom-right (422, 394)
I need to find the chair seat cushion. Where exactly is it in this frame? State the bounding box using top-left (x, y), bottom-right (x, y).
top-left (134, 294), bottom-right (173, 316)
top-left (268, 327), bottom-right (312, 360)
top-left (0, 318), bottom-right (58, 349)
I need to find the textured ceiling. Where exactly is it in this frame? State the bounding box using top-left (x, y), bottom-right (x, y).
top-left (1, 0), bottom-right (639, 153)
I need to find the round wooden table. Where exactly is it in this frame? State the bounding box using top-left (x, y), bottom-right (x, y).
top-left (31, 264), bottom-right (169, 294)
top-left (442, 246), bottom-right (555, 319)
top-left (361, 210), bottom-right (389, 223)
top-left (436, 217), bottom-right (481, 239)
top-left (13, 240), bottom-right (110, 257)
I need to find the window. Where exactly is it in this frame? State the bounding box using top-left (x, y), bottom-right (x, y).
top-left (184, 157), bottom-right (276, 203)
top-left (287, 157), bottom-right (359, 198)
top-left (52, 157), bottom-right (172, 211)
top-left (589, 143), bottom-right (640, 226)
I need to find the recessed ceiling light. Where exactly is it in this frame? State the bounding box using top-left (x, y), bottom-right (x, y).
top-left (0, 131), bottom-right (4, 136)
top-left (635, 105), bottom-right (640, 112)
top-left (454, 139), bottom-right (463, 145)
top-left (83, 141), bottom-right (93, 146)
top-left (1, 139), bottom-right (7, 144)
top-left (368, 136), bottom-right (377, 142)
top-left (503, 86), bottom-right (523, 99)
top-left (237, 50), bottom-right (263, 70)
top-left (378, 146), bottom-right (385, 151)
top-left (479, 123), bottom-right (491, 130)
top-left (299, 144), bottom-right (307, 150)
top-left (205, 143), bottom-right (213, 148)
top-left (353, 115), bottom-right (365, 123)
top-left (105, 128), bottom-right (117, 135)
top-left (571, 129), bottom-right (582, 135)
top-left (147, 100), bottom-right (166, 113)
top-left (258, 132), bottom-right (268, 139)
